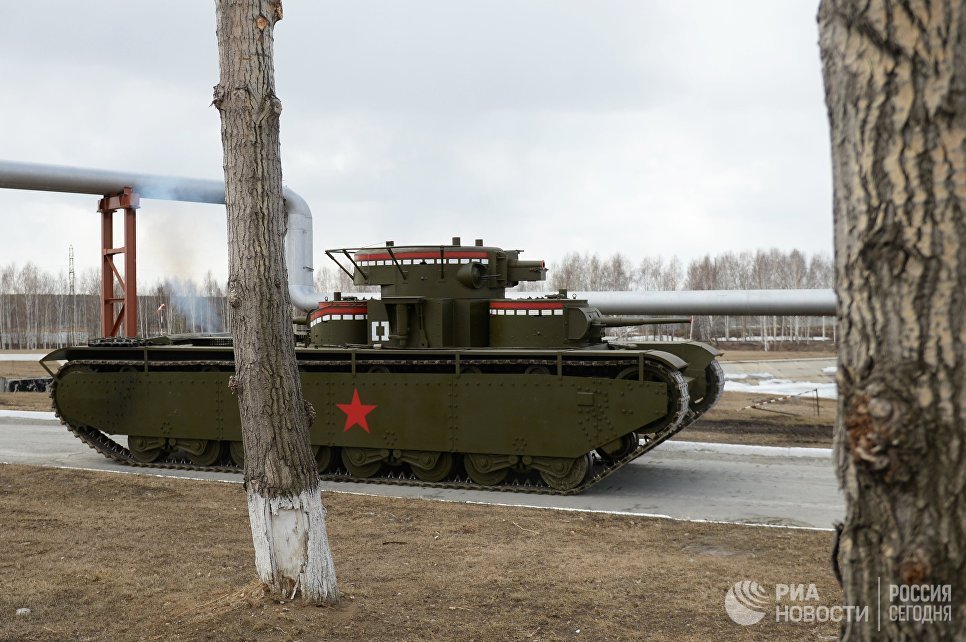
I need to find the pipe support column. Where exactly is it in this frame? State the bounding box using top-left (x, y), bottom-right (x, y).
top-left (98, 187), bottom-right (139, 337)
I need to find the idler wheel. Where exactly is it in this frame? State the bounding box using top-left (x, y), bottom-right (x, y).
top-left (410, 452), bottom-right (455, 482)
top-left (464, 454), bottom-right (509, 486)
top-left (690, 360), bottom-right (725, 415)
top-left (342, 447), bottom-right (383, 478)
top-left (314, 445), bottom-right (336, 473)
top-left (615, 366), bottom-right (640, 381)
top-left (539, 453), bottom-right (593, 491)
top-left (128, 436), bottom-right (167, 463)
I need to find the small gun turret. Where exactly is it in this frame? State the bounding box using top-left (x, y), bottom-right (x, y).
top-left (505, 258), bottom-right (547, 285)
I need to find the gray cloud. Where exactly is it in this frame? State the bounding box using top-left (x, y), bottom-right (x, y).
top-left (0, 1), bottom-right (831, 287)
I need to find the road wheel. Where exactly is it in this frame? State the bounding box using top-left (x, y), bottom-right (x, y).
top-left (464, 453), bottom-right (509, 486)
top-left (128, 436), bottom-right (167, 463)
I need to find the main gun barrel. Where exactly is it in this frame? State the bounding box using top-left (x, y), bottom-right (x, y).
top-left (594, 315), bottom-right (691, 328)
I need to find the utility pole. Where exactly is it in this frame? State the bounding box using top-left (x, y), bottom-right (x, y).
top-left (69, 245), bottom-right (75, 345)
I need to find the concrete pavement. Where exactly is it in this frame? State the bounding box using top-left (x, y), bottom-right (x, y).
top-left (0, 416), bottom-right (843, 530)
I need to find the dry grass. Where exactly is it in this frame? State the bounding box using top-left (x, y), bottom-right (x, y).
top-left (679, 392), bottom-right (835, 448)
top-left (0, 362), bottom-right (49, 379)
top-left (0, 465), bottom-right (841, 641)
top-left (0, 393), bottom-right (52, 413)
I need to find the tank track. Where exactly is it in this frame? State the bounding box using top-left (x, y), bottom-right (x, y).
top-left (50, 356), bottom-right (712, 496)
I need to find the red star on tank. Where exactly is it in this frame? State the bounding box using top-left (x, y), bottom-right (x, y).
top-left (336, 389), bottom-right (377, 433)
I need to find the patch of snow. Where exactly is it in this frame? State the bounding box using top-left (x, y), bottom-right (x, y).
top-left (724, 372), bottom-right (775, 380)
top-left (714, 336), bottom-right (833, 342)
top-left (822, 366), bottom-right (837, 374)
top-left (662, 441), bottom-right (832, 459)
top-left (725, 378), bottom-right (838, 399)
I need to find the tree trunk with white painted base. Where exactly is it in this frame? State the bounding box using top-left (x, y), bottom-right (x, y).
top-left (819, 1), bottom-right (965, 639)
top-left (213, 0), bottom-right (338, 604)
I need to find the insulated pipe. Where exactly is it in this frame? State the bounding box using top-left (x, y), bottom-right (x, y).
top-left (0, 160), bottom-right (227, 203)
top-left (0, 160), bottom-right (323, 310)
top-left (0, 160), bottom-right (838, 316)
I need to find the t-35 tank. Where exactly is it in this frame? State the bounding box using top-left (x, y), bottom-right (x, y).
top-left (43, 239), bottom-right (724, 494)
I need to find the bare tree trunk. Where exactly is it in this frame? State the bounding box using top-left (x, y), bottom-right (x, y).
top-left (213, 0), bottom-right (338, 604)
top-left (819, 1), bottom-right (965, 638)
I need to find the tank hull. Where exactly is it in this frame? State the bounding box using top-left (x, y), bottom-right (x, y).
top-left (55, 350), bottom-right (668, 458)
top-left (44, 340), bottom-right (720, 493)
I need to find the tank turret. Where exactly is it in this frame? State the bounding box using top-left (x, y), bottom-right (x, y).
top-left (311, 241), bottom-right (689, 351)
top-left (315, 240), bottom-right (550, 348)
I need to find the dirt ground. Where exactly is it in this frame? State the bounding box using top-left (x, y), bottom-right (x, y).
top-left (716, 348), bottom-right (835, 361)
top-left (0, 465), bottom-right (842, 641)
top-left (0, 361), bottom-right (50, 378)
top-left (0, 393), bottom-right (52, 413)
top-left (681, 392), bottom-right (835, 448)
top-left (698, 347), bottom-right (836, 447)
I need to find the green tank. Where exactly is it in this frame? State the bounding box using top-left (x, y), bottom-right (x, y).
top-left (42, 239), bottom-right (724, 494)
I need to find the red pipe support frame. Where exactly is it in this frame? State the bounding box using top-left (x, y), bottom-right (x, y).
top-left (98, 187), bottom-right (139, 337)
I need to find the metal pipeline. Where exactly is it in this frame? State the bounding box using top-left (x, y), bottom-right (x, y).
top-left (0, 160), bottom-right (837, 316)
top-left (0, 160), bottom-right (323, 310)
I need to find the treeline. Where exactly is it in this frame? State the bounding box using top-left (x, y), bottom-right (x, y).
top-left (542, 248), bottom-right (835, 345)
top-left (1, 248), bottom-right (834, 349)
top-left (681, 249), bottom-right (834, 345)
top-left (0, 264), bottom-right (229, 350)
top-left (312, 248), bottom-right (833, 293)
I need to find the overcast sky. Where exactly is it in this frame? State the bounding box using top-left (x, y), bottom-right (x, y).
top-left (0, 1), bottom-right (831, 287)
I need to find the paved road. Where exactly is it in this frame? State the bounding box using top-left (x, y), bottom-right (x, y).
top-left (0, 353), bottom-right (49, 361)
top-left (0, 417), bottom-right (843, 530)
